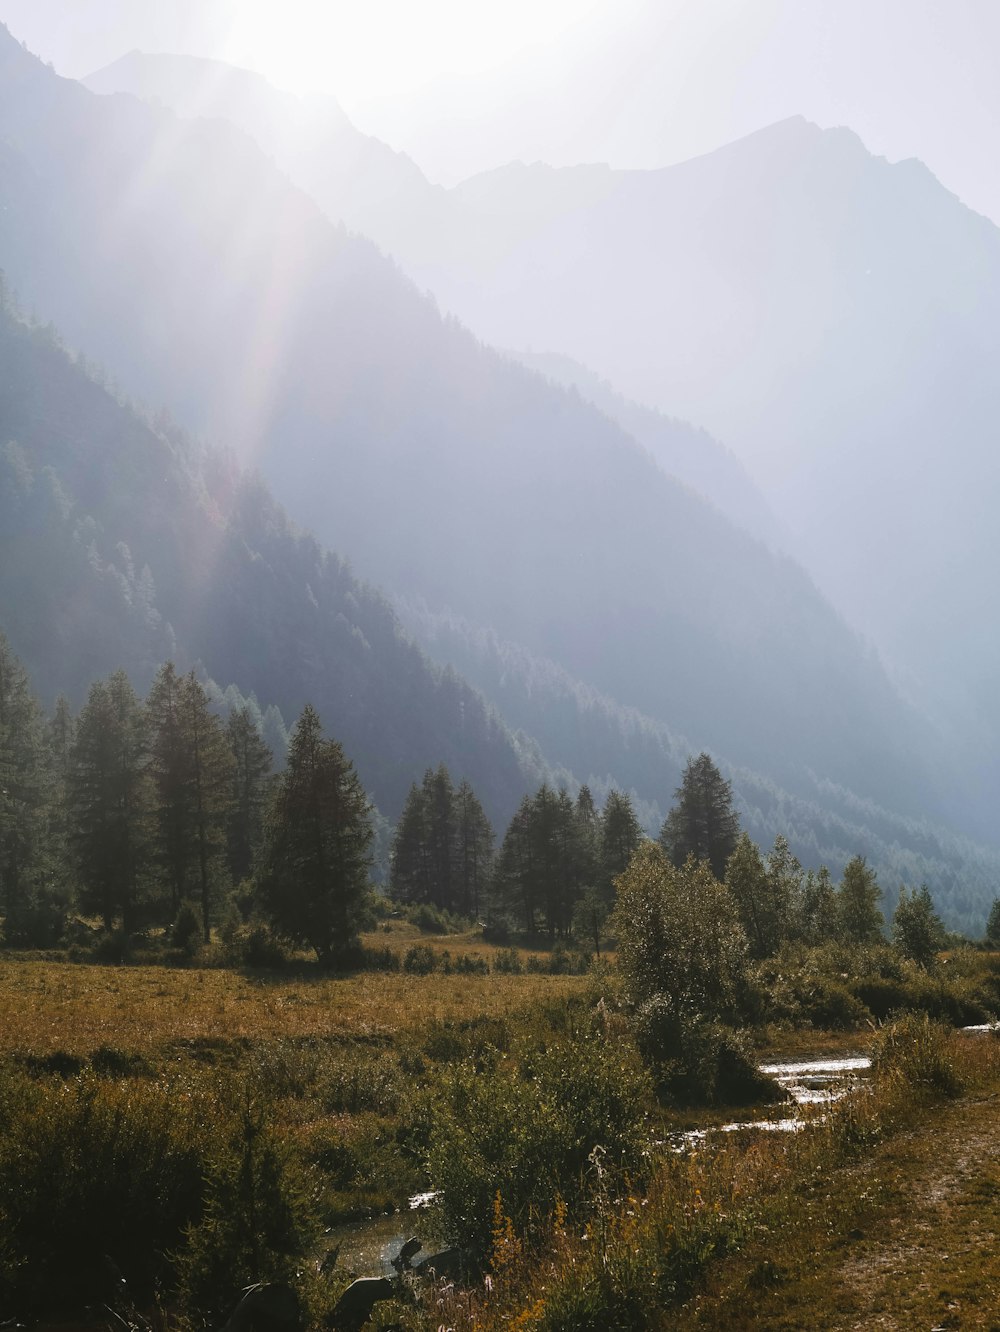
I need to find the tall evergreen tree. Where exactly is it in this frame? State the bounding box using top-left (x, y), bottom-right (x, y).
top-left (178, 672), bottom-right (235, 942)
top-left (659, 753), bottom-right (740, 880)
top-left (837, 856), bottom-right (884, 944)
top-left (70, 671), bottom-right (152, 936)
top-left (424, 764), bottom-right (457, 913)
top-left (599, 789), bottom-right (644, 899)
top-left (257, 705), bottom-right (372, 967)
top-left (147, 663), bottom-right (190, 916)
top-left (892, 885), bottom-right (945, 967)
top-left (148, 666), bottom-right (235, 939)
top-left (494, 785), bottom-right (587, 938)
top-left (226, 704), bottom-right (273, 885)
top-left (454, 778), bottom-right (493, 919)
top-left (986, 897), bottom-right (1000, 948)
top-left (389, 779), bottom-right (434, 906)
top-left (0, 634), bottom-right (54, 943)
top-left (797, 864), bottom-right (839, 945)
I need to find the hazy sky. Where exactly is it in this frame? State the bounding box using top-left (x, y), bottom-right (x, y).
top-left (3, 0), bottom-right (999, 221)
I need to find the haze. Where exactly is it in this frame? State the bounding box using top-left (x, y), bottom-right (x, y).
top-left (4, 0), bottom-right (1000, 221)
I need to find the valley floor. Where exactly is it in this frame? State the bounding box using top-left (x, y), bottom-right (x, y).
top-left (677, 1073), bottom-right (1000, 1330)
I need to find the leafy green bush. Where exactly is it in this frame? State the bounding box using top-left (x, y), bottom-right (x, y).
top-left (0, 1071), bottom-right (209, 1312)
top-left (403, 943), bottom-right (438, 974)
top-left (174, 1085), bottom-right (315, 1317)
top-left (635, 1003), bottom-right (781, 1106)
top-left (428, 1034), bottom-right (649, 1259)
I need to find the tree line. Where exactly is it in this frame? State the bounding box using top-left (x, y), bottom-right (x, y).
top-left (0, 632), bottom-right (975, 964)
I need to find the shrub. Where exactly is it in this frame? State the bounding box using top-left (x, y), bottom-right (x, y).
top-left (409, 902), bottom-right (463, 934)
top-left (428, 1034), bottom-right (649, 1259)
top-left (635, 1004), bottom-right (781, 1106)
top-left (870, 1012), bottom-right (963, 1098)
top-left (171, 900), bottom-right (204, 954)
top-left (403, 943), bottom-right (438, 974)
top-left (239, 923), bottom-right (290, 969)
top-left (0, 1072), bottom-right (209, 1313)
top-left (493, 946), bottom-right (523, 975)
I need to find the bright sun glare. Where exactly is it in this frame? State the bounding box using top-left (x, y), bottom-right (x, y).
top-left (221, 0), bottom-right (596, 105)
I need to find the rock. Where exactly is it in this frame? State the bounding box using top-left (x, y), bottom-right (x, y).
top-left (391, 1236), bottom-right (422, 1271)
top-left (222, 1282), bottom-right (301, 1332)
top-left (413, 1247), bottom-right (465, 1282)
top-left (328, 1276), bottom-right (394, 1330)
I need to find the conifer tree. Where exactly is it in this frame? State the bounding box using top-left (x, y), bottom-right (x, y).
top-left (0, 634), bottom-right (54, 943)
top-left (179, 672), bottom-right (235, 942)
top-left (837, 856), bottom-right (884, 944)
top-left (454, 778), bottom-right (493, 919)
top-left (659, 753), bottom-right (740, 880)
top-left (226, 704), bottom-right (273, 885)
top-left (70, 671), bottom-right (152, 936)
top-left (798, 864), bottom-right (839, 944)
top-left (257, 705), bottom-right (372, 967)
top-left (892, 885), bottom-right (945, 967)
top-left (599, 789), bottom-right (644, 899)
top-left (986, 897), bottom-right (1000, 948)
top-left (389, 779), bottom-right (434, 906)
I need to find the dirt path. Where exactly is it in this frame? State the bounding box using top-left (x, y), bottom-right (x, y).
top-left (680, 1089), bottom-right (1000, 1330)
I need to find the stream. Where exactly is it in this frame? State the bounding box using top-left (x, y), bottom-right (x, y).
top-left (320, 1029), bottom-right (997, 1278)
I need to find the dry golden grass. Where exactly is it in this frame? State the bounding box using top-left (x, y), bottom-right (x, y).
top-left (0, 953), bottom-right (586, 1055)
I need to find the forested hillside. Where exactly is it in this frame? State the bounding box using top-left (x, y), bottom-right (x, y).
top-left (0, 29), bottom-right (949, 834)
top-left (0, 300), bottom-right (542, 821)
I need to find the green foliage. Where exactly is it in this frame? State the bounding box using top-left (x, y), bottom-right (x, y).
top-left (0, 1070), bottom-right (209, 1312)
top-left (389, 765), bottom-right (493, 916)
top-left (428, 1034), bottom-right (649, 1258)
top-left (892, 884), bottom-right (946, 967)
top-left (870, 1012), bottom-right (963, 1098)
top-left (256, 705), bottom-right (373, 967)
top-left (69, 670), bottom-right (152, 936)
top-left (171, 899), bottom-right (204, 954)
top-left (614, 843), bottom-right (748, 1024)
top-left (984, 896), bottom-right (1000, 947)
top-left (494, 784), bottom-right (590, 938)
top-left (174, 1085), bottom-right (314, 1317)
top-left (837, 855), bottom-right (884, 944)
top-left (659, 752), bottom-right (740, 880)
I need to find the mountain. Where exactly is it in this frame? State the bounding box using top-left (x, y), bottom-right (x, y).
top-left (0, 29), bottom-right (967, 840)
top-left (0, 298), bottom-right (546, 822)
top-left (84, 50), bottom-right (443, 254)
top-left (83, 56), bottom-right (1000, 782)
top-left (509, 349), bottom-right (781, 547)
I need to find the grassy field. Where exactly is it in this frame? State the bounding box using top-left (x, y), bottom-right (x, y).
top-left (1, 933), bottom-right (997, 1328)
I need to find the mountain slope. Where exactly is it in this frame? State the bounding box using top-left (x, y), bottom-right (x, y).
top-left (0, 29), bottom-right (952, 829)
top-left (0, 300), bottom-right (542, 821)
top-left (84, 55), bottom-right (1000, 778)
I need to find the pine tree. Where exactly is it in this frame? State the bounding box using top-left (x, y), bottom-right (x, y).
top-left (424, 764), bottom-right (457, 913)
top-left (389, 780), bottom-right (434, 906)
top-left (659, 753), bottom-right (740, 880)
top-left (837, 856), bottom-right (884, 944)
top-left (986, 897), bottom-right (1000, 948)
top-left (892, 885), bottom-right (945, 967)
top-left (70, 671), bottom-right (152, 936)
top-left (454, 778), bottom-right (493, 919)
top-left (599, 789), bottom-right (644, 899)
top-left (493, 785), bottom-right (587, 938)
top-left (179, 672), bottom-right (235, 942)
top-left (148, 667), bottom-right (235, 939)
top-left (226, 704), bottom-right (273, 885)
top-left (0, 634), bottom-right (55, 943)
top-left (798, 864), bottom-right (839, 944)
top-left (257, 705), bottom-right (372, 967)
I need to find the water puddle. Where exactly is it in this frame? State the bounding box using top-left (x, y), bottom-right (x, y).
top-left (319, 1191), bottom-right (441, 1277)
top-left (662, 1053), bottom-right (870, 1151)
